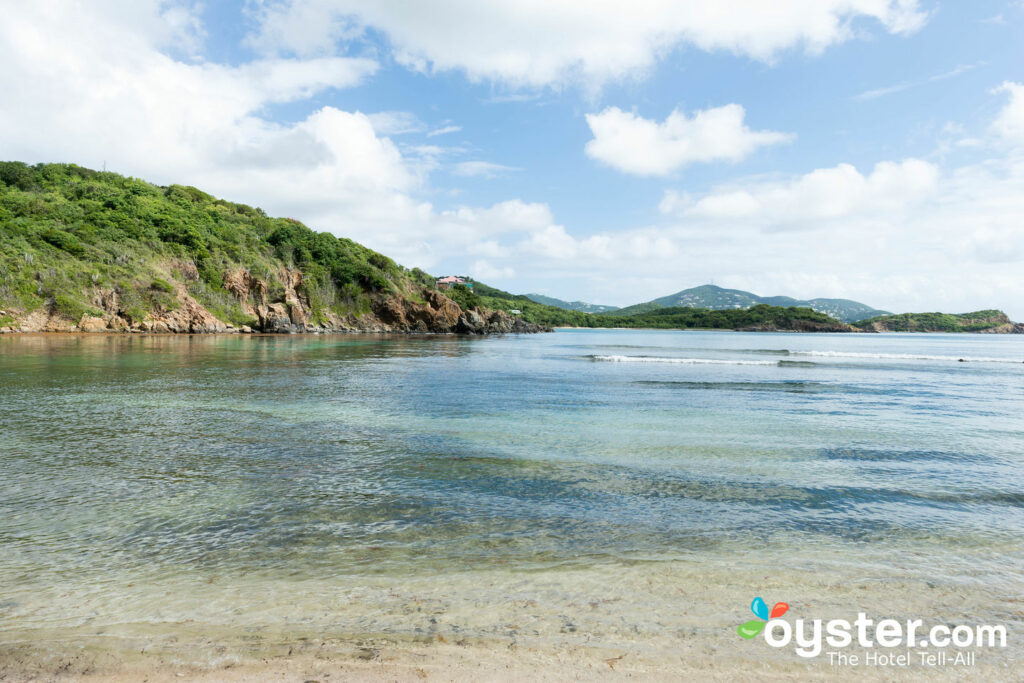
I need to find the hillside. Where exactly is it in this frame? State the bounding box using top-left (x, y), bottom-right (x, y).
top-left (605, 284), bottom-right (889, 322)
top-left (0, 162), bottom-right (548, 335)
top-left (525, 293), bottom-right (619, 313)
top-left (591, 304), bottom-right (855, 332)
top-left (854, 310), bottom-right (1024, 333)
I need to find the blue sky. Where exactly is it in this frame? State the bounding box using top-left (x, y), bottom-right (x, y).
top-left (2, 1), bottom-right (1023, 315)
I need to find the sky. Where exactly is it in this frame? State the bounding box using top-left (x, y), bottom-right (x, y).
top-left (1, 1), bottom-right (1023, 316)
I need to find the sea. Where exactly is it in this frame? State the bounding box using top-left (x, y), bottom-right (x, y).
top-left (1, 329), bottom-right (1022, 674)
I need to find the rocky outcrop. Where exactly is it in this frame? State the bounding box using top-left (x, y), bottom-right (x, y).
top-left (367, 291), bottom-right (549, 335)
top-left (1, 271), bottom-right (550, 336)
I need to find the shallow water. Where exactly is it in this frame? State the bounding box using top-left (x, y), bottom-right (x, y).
top-left (1, 330), bottom-right (1023, 672)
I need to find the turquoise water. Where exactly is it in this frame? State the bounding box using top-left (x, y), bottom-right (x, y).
top-left (1, 330), bottom-right (1023, 667)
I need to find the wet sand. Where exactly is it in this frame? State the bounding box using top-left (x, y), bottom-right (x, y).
top-left (2, 559), bottom-right (1020, 681)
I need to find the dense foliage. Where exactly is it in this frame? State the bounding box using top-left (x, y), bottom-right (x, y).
top-left (854, 310), bottom-right (1009, 332)
top-left (589, 304), bottom-right (841, 329)
top-left (0, 162), bottom-right (418, 325)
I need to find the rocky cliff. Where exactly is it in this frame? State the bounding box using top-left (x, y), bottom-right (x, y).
top-left (0, 265), bottom-right (549, 335)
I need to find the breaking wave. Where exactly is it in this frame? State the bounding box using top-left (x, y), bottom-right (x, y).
top-left (590, 355), bottom-right (777, 366)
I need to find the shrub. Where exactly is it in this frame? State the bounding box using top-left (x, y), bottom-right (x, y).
top-left (446, 284), bottom-right (481, 311)
top-left (40, 228), bottom-right (86, 257)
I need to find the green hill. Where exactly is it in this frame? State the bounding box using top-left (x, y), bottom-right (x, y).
top-left (589, 304), bottom-right (854, 332)
top-left (0, 162), bottom-right (548, 334)
top-left (602, 284), bottom-right (888, 322)
top-left (854, 310), bottom-right (1022, 333)
top-left (524, 293), bottom-right (619, 313)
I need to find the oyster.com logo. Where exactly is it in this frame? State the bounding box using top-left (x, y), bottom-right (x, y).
top-left (737, 597), bottom-right (789, 639)
top-left (734, 595), bottom-right (1007, 666)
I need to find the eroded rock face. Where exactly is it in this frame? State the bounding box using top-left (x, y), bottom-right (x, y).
top-left (3, 266), bottom-right (550, 336)
top-left (224, 268), bottom-right (267, 319)
top-left (78, 315), bottom-right (109, 332)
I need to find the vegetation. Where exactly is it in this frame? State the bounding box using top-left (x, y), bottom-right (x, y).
top-left (0, 162), bottom-right (427, 325)
top-left (587, 304), bottom-right (844, 330)
top-left (601, 284), bottom-right (890, 322)
top-left (467, 277), bottom-right (849, 330)
top-left (0, 161), bottom-right (868, 334)
top-left (854, 310), bottom-right (1011, 332)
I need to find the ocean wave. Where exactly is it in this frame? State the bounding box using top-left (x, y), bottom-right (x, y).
top-left (790, 351), bottom-right (1022, 364)
top-left (590, 355), bottom-right (777, 366)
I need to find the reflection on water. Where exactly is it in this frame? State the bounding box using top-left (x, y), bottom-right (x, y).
top-left (1, 330), bottom-right (1023, 668)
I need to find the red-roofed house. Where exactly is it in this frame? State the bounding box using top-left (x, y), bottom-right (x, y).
top-left (436, 276), bottom-right (473, 291)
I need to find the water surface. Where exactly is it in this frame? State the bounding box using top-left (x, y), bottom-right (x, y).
top-left (1, 330), bottom-right (1022, 670)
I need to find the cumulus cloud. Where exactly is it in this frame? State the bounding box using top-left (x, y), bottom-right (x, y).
top-left (469, 260), bottom-right (515, 281)
top-left (0, 1), bottom-right (554, 273)
top-left (0, 3), bottom-right (388, 195)
top-left (662, 159), bottom-right (940, 229)
top-left (246, 0), bottom-right (927, 88)
top-left (585, 105), bottom-right (792, 176)
top-left (461, 144), bottom-right (1024, 317)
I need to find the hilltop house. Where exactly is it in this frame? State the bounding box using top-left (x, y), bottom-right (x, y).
top-left (436, 275), bottom-right (473, 291)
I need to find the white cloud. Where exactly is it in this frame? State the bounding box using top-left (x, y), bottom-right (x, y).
top-left (666, 159), bottom-right (940, 229)
top-left (991, 81), bottom-right (1024, 145)
top-left (427, 125), bottom-right (462, 137)
top-left (247, 0), bottom-right (927, 88)
top-left (452, 161), bottom-right (521, 178)
top-left (0, 1), bottom-right (554, 274)
top-left (460, 139), bottom-right (1023, 317)
top-left (469, 260), bottom-right (515, 281)
top-left (854, 82), bottom-right (913, 101)
top-left (584, 105), bottom-right (792, 176)
top-left (366, 111), bottom-right (427, 135)
top-left (854, 62), bottom-right (984, 101)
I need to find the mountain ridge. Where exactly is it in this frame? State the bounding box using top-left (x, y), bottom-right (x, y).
top-left (524, 293), bottom-right (619, 313)
top-left (604, 284), bottom-right (890, 323)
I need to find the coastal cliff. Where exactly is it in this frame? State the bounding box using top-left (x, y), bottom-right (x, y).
top-left (0, 162), bottom-right (548, 335)
top-left (0, 267), bottom-right (547, 335)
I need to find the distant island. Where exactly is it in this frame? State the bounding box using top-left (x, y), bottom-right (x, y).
top-left (1, 162), bottom-right (1020, 336)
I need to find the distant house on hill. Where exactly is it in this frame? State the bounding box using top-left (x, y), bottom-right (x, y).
top-left (436, 275), bottom-right (473, 291)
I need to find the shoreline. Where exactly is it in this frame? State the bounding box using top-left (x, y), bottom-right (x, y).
top-left (5, 327), bottom-right (1024, 336)
top-left (3, 628), bottom-right (1016, 682)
